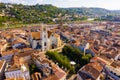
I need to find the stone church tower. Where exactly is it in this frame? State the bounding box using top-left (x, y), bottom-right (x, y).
top-left (41, 25), bottom-right (48, 52)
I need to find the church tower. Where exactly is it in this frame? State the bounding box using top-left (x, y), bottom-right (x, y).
top-left (41, 24), bottom-right (48, 52)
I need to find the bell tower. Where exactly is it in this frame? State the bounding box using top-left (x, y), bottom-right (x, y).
top-left (41, 24), bottom-right (48, 52)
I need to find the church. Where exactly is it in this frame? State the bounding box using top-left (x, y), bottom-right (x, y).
top-left (29, 25), bottom-right (62, 52)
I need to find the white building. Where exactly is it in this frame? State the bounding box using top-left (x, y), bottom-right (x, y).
top-left (5, 55), bottom-right (30, 80)
top-left (5, 64), bottom-right (30, 80)
top-left (29, 25), bottom-right (62, 52)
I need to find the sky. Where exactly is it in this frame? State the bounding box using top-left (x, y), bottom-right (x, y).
top-left (0, 0), bottom-right (120, 10)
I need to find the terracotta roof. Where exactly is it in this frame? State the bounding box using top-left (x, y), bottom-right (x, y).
top-left (18, 51), bottom-right (32, 57)
top-left (11, 29), bottom-right (25, 33)
top-left (79, 62), bottom-right (103, 80)
top-left (1, 49), bottom-right (20, 56)
top-left (74, 40), bottom-right (81, 46)
top-left (5, 78), bottom-right (25, 80)
top-left (12, 40), bottom-right (22, 45)
top-left (83, 65), bottom-right (100, 79)
top-left (87, 62), bottom-right (103, 72)
top-left (31, 32), bottom-right (41, 40)
top-left (90, 57), bottom-right (98, 62)
top-left (90, 57), bottom-right (106, 65)
top-left (41, 60), bottom-right (50, 64)
top-left (99, 55), bottom-right (113, 65)
top-left (49, 60), bottom-right (66, 80)
top-left (22, 48), bottom-right (33, 52)
top-left (111, 61), bottom-right (120, 68)
top-left (64, 31), bottom-right (70, 35)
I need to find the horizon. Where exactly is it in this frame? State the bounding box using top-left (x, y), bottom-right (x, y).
top-left (0, 2), bottom-right (119, 11)
top-left (0, 0), bottom-right (120, 10)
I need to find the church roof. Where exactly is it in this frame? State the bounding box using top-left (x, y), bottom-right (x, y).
top-left (31, 32), bottom-right (41, 40)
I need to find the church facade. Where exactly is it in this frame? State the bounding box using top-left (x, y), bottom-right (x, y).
top-left (29, 25), bottom-right (62, 52)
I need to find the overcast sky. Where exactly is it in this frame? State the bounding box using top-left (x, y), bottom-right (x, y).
top-left (0, 0), bottom-right (120, 10)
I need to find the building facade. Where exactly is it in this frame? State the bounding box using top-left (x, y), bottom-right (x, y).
top-left (29, 25), bottom-right (62, 52)
top-left (5, 64), bottom-right (30, 80)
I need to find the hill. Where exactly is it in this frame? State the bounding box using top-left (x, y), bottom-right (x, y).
top-left (0, 3), bottom-right (66, 27)
top-left (0, 3), bottom-right (120, 28)
top-left (63, 7), bottom-right (120, 17)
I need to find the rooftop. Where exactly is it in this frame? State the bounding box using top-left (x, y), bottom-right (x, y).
top-left (111, 61), bottom-right (120, 68)
top-left (7, 64), bottom-right (20, 72)
top-left (1, 49), bottom-right (20, 56)
top-left (32, 52), bottom-right (67, 80)
top-left (78, 62), bottom-right (103, 80)
top-left (87, 62), bottom-right (103, 72)
top-left (31, 32), bottom-right (41, 40)
top-left (5, 78), bottom-right (25, 80)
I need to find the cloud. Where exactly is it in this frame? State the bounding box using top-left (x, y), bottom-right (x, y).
top-left (36, 0), bottom-right (43, 3)
top-left (0, 0), bottom-right (44, 5)
top-left (0, 0), bottom-right (120, 10)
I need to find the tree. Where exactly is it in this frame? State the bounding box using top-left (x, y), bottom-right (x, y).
top-left (62, 45), bottom-right (83, 63)
top-left (81, 56), bottom-right (89, 66)
top-left (29, 64), bottom-right (43, 75)
top-left (80, 16), bottom-right (88, 21)
top-left (46, 51), bottom-right (75, 73)
top-left (62, 45), bottom-right (92, 71)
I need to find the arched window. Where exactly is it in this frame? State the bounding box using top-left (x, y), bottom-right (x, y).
top-left (44, 42), bottom-right (46, 46)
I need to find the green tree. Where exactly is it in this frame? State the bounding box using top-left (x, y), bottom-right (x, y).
top-left (62, 45), bottom-right (92, 71)
top-left (46, 51), bottom-right (75, 73)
